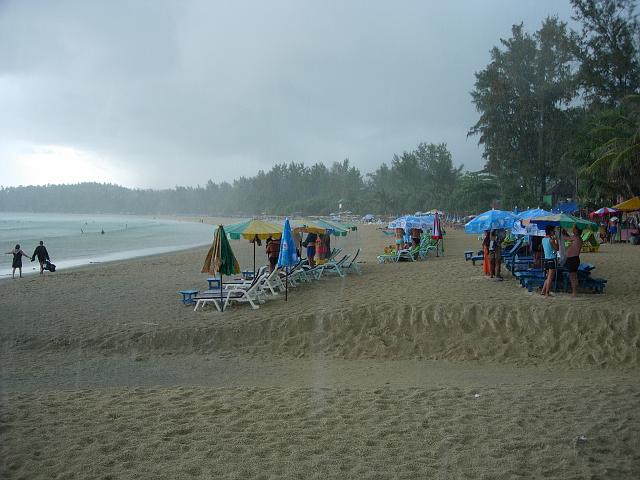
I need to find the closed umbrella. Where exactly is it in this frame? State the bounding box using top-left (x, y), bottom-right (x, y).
top-left (201, 225), bottom-right (240, 312)
top-left (277, 218), bottom-right (299, 301)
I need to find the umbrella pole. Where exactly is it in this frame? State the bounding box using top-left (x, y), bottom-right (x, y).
top-left (253, 242), bottom-right (256, 277)
top-left (285, 268), bottom-right (288, 301)
top-left (220, 273), bottom-right (223, 312)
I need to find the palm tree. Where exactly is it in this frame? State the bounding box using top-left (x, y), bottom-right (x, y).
top-left (586, 95), bottom-right (640, 197)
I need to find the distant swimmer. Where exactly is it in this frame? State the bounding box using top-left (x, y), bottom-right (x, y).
top-left (31, 241), bottom-right (50, 275)
top-left (101, 229), bottom-right (105, 235)
top-left (5, 244), bottom-right (31, 279)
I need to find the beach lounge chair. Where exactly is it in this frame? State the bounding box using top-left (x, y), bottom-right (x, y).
top-left (223, 276), bottom-right (268, 310)
top-left (342, 249), bottom-right (362, 274)
top-left (260, 267), bottom-right (285, 296)
top-left (581, 230), bottom-right (600, 253)
top-left (377, 249), bottom-right (399, 263)
top-left (279, 260), bottom-right (304, 288)
top-left (397, 244), bottom-right (420, 262)
top-left (312, 254), bottom-right (351, 279)
top-left (223, 266), bottom-right (268, 289)
top-left (289, 259), bottom-right (315, 285)
top-left (194, 270), bottom-right (267, 311)
top-left (419, 239), bottom-right (438, 258)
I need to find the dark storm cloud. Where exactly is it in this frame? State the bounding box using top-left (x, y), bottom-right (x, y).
top-left (0, 0), bottom-right (575, 188)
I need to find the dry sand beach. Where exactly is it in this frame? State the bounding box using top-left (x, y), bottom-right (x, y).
top-left (1, 225), bottom-right (639, 479)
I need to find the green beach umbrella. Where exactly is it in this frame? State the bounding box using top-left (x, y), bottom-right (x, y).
top-left (313, 219), bottom-right (349, 236)
top-left (202, 225), bottom-right (240, 311)
top-left (528, 213), bottom-right (598, 232)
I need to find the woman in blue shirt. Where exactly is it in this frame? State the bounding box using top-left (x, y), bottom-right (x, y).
top-left (541, 226), bottom-right (559, 297)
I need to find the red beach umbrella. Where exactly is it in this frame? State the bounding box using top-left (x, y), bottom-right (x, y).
top-left (592, 207), bottom-right (618, 216)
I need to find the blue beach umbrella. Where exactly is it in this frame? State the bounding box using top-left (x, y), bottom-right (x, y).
top-left (512, 209), bottom-right (552, 237)
top-left (464, 209), bottom-right (516, 234)
top-left (277, 218), bottom-right (299, 301)
top-left (516, 208), bottom-right (552, 220)
top-left (388, 215), bottom-right (433, 230)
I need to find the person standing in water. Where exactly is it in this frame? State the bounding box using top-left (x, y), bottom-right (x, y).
top-left (31, 240), bottom-right (50, 275)
top-left (6, 244), bottom-right (31, 279)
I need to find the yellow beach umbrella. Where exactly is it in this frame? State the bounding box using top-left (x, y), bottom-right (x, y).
top-left (613, 196), bottom-right (640, 212)
top-left (290, 219), bottom-right (326, 235)
top-left (225, 218), bottom-right (282, 274)
top-left (225, 219), bottom-right (282, 240)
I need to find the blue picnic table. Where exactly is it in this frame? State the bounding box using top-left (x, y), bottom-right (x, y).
top-left (179, 289), bottom-right (199, 305)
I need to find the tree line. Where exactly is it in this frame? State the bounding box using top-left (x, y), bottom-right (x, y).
top-left (1, 0), bottom-right (637, 216)
top-left (470, 0), bottom-right (640, 208)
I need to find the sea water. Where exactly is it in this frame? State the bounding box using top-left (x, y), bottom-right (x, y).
top-left (0, 212), bottom-right (215, 278)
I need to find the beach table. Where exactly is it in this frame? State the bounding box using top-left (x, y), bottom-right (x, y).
top-left (242, 270), bottom-right (254, 280)
top-left (207, 277), bottom-right (221, 289)
top-left (179, 289), bottom-right (199, 305)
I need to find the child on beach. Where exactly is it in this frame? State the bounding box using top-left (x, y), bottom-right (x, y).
top-left (6, 244), bottom-right (31, 279)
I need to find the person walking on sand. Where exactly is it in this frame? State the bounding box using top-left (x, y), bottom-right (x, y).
top-left (564, 226), bottom-right (584, 297)
top-left (488, 231), bottom-right (497, 278)
top-left (31, 240), bottom-right (50, 275)
top-left (6, 244), bottom-right (31, 279)
top-left (265, 236), bottom-right (280, 273)
top-left (541, 226), bottom-right (559, 297)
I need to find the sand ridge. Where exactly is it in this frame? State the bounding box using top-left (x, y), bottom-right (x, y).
top-left (1, 227), bottom-right (639, 367)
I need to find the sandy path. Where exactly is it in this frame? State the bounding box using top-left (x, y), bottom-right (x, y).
top-left (2, 383), bottom-right (639, 479)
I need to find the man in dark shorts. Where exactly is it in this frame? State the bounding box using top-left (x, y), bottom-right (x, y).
top-left (564, 226), bottom-right (583, 297)
top-left (303, 233), bottom-right (317, 268)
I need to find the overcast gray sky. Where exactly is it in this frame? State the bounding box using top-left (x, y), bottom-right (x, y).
top-left (0, 0), bottom-right (575, 189)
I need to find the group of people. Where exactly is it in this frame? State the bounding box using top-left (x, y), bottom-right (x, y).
top-left (265, 232), bottom-right (332, 270)
top-left (540, 225), bottom-right (583, 298)
top-left (481, 229), bottom-right (506, 280)
top-left (262, 232), bottom-right (334, 272)
top-left (5, 241), bottom-right (51, 279)
top-left (302, 233), bottom-right (331, 268)
top-left (480, 225), bottom-right (584, 296)
top-left (394, 227), bottom-right (423, 249)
